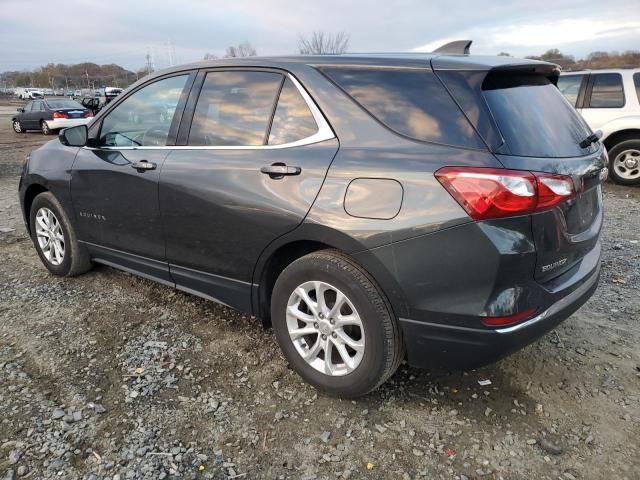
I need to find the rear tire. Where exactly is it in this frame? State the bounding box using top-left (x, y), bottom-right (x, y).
top-left (41, 120), bottom-right (52, 135)
top-left (29, 192), bottom-right (92, 277)
top-left (271, 250), bottom-right (404, 398)
top-left (608, 139), bottom-right (640, 186)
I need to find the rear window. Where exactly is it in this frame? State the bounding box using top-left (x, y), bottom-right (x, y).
top-left (319, 67), bottom-right (485, 149)
top-left (482, 73), bottom-right (594, 158)
top-left (46, 100), bottom-right (83, 109)
top-left (557, 74), bottom-right (585, 107)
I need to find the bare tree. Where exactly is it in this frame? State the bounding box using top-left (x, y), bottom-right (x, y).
top-left (298, 31), bottom-right (349, 55)
top-left (203, 53), bottom-right (218, 60)
top-left (224, 42), bottom-right (257, 58)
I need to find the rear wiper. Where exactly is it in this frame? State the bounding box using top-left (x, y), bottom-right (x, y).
top-left (579, 130), bottom-right (603, 149)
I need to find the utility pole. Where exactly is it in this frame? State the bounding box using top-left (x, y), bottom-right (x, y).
top-left (167, 39), bottom-right (174, 67)
top-left (85, 70), bottom-right (90, 89)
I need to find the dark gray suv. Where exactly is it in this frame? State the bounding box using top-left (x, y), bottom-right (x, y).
top-left (19, 52), bottom-right (605, 397)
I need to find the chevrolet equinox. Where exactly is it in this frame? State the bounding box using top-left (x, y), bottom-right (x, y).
top-left (19, 48), bottom-right (605, 397)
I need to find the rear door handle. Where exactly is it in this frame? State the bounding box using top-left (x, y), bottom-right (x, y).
top-left (260, 164), bottom-right (301, 177)
top-left (131, 160), bottom-right (156, 171)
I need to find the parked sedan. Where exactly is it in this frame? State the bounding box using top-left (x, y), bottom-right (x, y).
top-left (12, 99), bottom-right (94, 135)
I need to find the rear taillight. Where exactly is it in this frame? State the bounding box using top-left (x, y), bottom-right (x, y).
top-left (53, 111), bottom-right (69, 119)
top-left (83, 111), bottom-right (94, 118)
top-left (481, 307), bottom-right (537, 327)
top-left (435, 167), bottom-right (576, 220)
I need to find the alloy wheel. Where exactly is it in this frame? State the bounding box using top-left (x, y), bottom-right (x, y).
top-left (35, 207), bottom-right (65, 266)
top-left (613, 149), bottom-right (640, 180)
top-left (286, 281), bottom-right (365, 376)
top-left (41, 121), bottom-right (50, 135)
top-left (13, 121), bottom-right (22, 133)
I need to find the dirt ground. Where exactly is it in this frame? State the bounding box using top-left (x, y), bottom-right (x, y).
top-left (0, 96), bottom-right (638, 480)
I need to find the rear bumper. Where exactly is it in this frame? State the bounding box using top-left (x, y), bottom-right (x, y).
top-left (47, 118), bottom-right (90, 130)
top-left (399, 250), bottom-right (600, 369)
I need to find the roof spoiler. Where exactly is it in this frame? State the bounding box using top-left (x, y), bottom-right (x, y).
top-left (433, 40), bottom-right (472, 55)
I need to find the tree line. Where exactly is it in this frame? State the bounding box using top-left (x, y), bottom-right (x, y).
top-left (3, 32), bottom-right (639, 90)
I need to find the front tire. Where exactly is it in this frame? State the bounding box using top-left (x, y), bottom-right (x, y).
top-left (12, 120), bottom-right (24, 133)
top-left (271, 250), bottom-right (404, 397)
top-left (608, 139), bottom-right (640, 186)
top-left (29, 192), bottom-right (92, 277)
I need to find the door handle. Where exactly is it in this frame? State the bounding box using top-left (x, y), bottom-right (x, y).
top-left (131, 160), bottom-right (156, 171)
top-left (260, 164), bottom-right (301, 178)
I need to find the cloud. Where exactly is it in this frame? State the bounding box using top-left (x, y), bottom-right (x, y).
top-left (0, 0), bottom-right (638, 71)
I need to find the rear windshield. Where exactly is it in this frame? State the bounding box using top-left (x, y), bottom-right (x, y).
top-left (319, 67), bottom-right (485, 149)
top-left (46, 100), bottom-right (83, 109)
top-left (482, 73), bottom-right (594, 157)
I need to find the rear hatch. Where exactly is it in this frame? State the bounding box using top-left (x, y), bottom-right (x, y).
top-left (434, 59), bottom-right (606, 282)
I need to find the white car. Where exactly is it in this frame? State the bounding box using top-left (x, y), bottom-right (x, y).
top-left (558, 69), bottom-right (640, 185)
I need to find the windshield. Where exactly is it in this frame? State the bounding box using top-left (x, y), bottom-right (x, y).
top-left (46, 100), bottom-right (84, 109)
top-left (482, 73), bottom-right (594, 158)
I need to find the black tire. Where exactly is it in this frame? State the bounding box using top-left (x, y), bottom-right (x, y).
top-left (608, 139), bottom-right (640, 186)
top-left (271, 250), bottom-right (404, 398)
top-left (29, 192), bottom-right (92, 277)
top-left (12, 119), bottom-right (24, 133)
top-left (40, 120), bottom-right (52, 135)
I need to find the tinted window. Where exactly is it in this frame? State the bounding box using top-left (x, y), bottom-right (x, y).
top-left (634, 73), bottom-right (640, 104)
top-left (46, 100), bottom-right (83, 109)
top-left (23, 102), bottom-right (33, 112)
top-left (99, 74), bottom-right (187, 147)
top-left (189, 71), bottom-right (282, 146)
top-left (482, 73), bottom-right (593, 158)
top-left (588, 73), bottom-right (624, 108)
top-left (268, 77), bottom-right (318, 145)
top-left (31, 101), bottom-right (43, 111)
top-left (557, 74), bottom-right (585, 107)
top-left (320, 67), bottom-right (484, 149)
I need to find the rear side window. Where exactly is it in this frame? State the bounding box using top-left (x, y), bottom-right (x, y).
top-left (557, 74), bottom-right (585, 107)
top-left (634, 73), bottom-right (640, 103)
top-left (588, 73), bottom-right (624, 108)
top-left (268, 77), bottom-right (318, 145)
top-left (189, 71), bottom-right (282, 146)
top-left (319, 67), bottom-right (485, 149)
top-left (482, 73), bottom-right (594, 158)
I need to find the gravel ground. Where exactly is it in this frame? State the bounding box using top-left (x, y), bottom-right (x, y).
top-left (1, 98), bottom-right (639, 480)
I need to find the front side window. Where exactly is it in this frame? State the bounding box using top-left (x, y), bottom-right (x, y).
top-left (99, 74), bottom-right (188, 147)
top-left (189, 71), bottom-right (282, 146)
top-left (634, 73), bottom-right (640, 104)
top-left (588, 73), bottom-right (624, 108)
top-left (268, 77), bottom-right (318, 145)
top-left (557, 74), bottom-right (585, 107)
top-left (31, 101), bottom-right (43, 111)
top-left (319, 67), bottom-right (485, 149)
top-left (23, 101), bottom-right (33, 112)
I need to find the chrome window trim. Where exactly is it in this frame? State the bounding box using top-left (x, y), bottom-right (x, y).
top-left (86, 73), bottom-right (335, 151)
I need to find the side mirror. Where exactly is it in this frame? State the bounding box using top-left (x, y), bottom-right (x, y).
top-left (59, 124), bottom-right (88, 147)
top-left (17, 108), bottom-right (23, 112)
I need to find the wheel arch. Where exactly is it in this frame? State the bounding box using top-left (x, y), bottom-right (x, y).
top-left (252, 225), bottom-right (408, 326)
top-left (22, 183), bottom-right (49, 236)
top-left (603, 129), bottom-right (640, 151)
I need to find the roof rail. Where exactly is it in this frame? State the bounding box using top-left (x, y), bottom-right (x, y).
top-left (433, 40), bottom-right (472, 55)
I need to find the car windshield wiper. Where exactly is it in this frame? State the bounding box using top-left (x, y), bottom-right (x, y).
top-left (579, 130), bottom-right (603, 149)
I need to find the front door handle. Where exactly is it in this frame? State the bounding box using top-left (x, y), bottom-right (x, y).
top-left (131, 160), bottom-right (156, 171)
top-left (260, 164), bottom-right (301, 178)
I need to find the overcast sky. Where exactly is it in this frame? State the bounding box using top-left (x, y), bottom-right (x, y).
top-left (1, 0), bottom-right (639, 72)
